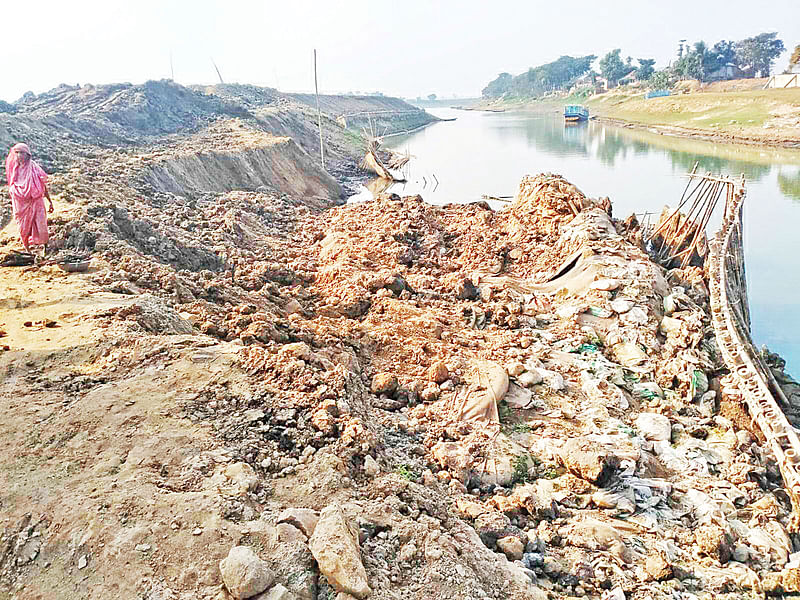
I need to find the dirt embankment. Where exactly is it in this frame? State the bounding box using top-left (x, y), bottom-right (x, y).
top-left (3, 124), bottom-right (800, 600)
top-left (2, 83), bottom-right (800, 600)
top-left (287, 93), bottom-right (440, 138)
top-left (0, 80), bottom-right (438, 192)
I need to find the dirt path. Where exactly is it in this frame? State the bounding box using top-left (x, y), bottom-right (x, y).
top-left (0, 207), bottom-right (261, 599)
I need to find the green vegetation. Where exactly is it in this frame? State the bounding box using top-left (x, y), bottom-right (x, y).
top-left (511, 453), bottom-right (560, 486)
top-left (598, 49), bottom-right (630, 86)
top-left (482, 31), bottom-right (787, 100)
top-left (395, 463), bottom-right (420, 482)
top-left (511, 454), bottom-right (531, 485)
top-left (670, 34), bottom-right (784, 82)
top-left (483, 55), bottom-right (596, 98)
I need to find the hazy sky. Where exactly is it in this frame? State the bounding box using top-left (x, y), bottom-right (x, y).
top-left (3, 0), bottom-right (798, 102)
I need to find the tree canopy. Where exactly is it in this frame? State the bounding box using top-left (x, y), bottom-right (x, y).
top-left (482, 55), bottom-right (595, 98)
top-left (481, 32), bottom-right (787, 98)
top-left (790, 44), bottom-right (800, 69)
top-left (598, 49), bottom-right (631, 84)
top-left (735, 33), bottom-right (785, 77)
top-left (636, 59), bottom-right (656, 80)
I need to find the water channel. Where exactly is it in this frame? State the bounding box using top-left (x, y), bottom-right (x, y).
top-left (367, 107), bottom-right (800, 377)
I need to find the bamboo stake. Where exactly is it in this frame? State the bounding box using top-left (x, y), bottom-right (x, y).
top-left (211, 58), bottom-right (224, 84)
top-left (314, 49), bottom-right (325, 171)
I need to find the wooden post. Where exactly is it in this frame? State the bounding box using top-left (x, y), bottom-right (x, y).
top-left (314, 49), bottom-right (326, 170)
top-left (211, 58), bottom-right (224, 84)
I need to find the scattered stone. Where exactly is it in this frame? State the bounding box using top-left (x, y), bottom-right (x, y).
top-left (220, 546), bottom-right (274, 600)
top-left (732, 544), bottom-right (749, 563)
top-left (427, 361), bottom-right (449, 384)
top-left (517, 370), bottom-right (543, 387)
top-left (363, 455), bottom-right (380, 477)
top-left (644, 552), bottom-right (672, 581)
top-left (277, 522), bottom-right (307, 544)
top-left (420, 386), bottom-right (440, 402)
top-left (635, 413), bottom-right (671, 442)
top-left (542, 556), bottom-right (564, 578)
top-left (559, 439), bottom-right (619, 486)
top-left (505, 361), bottom-right (525, 377)
top-left (496, 536), bottom-right (524, 561)
top-left (309, 505), bottom-right (371, 599)
top-left (253, 583), bottom-right (297, 600)
top-left (695, 524), bottom-right (732, 564)
top-left (610, 299), bottom-right (633, 314)
top-left (455, 277), bottom-right (479, 300)
top-left (371, 373), bottom-right (398, 396)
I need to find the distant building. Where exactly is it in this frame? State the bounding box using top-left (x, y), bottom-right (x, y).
top-left (617, 70), bottom-right (640, 86)
top-left (708, 63), bottom-right (743, 81)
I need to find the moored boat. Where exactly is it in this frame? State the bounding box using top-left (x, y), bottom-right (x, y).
top-left (564, 104), bottom-right (589, 122)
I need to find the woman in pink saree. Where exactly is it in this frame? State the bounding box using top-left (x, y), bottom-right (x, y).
top-left (5, 143), bottom-right (53, 254)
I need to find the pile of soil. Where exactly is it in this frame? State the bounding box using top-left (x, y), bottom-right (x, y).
top-left (1, 83), bottom-right (800, 600)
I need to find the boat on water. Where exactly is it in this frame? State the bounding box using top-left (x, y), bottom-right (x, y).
top-left (564, 104), bottom-right (589, 122)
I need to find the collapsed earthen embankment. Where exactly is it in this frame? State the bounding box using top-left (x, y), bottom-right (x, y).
top-left (142, 136), bottom-right (341, 201)
top-left (1, 80), bottom-right (438, 191)
top-left (4, 150), bottom-right (800, 599)
top-left (4, 79), bottom-right (800, 600)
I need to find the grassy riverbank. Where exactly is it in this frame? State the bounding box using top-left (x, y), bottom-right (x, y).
top-left (586, 88), bottom-right (800, 146)
top-left (475, 86), bottom-right (800, 148)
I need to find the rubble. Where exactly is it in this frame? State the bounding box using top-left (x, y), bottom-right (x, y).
top-left (2, 82), bottom-right (798, 600)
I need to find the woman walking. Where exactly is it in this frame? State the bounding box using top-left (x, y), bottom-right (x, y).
top-left (5, 143), bottom-right (53, 254)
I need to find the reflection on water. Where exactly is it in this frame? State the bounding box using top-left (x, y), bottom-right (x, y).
top-left (379, 108), bottom-right (800, 376)
top-left (778, 171), bottom-right (800, 201)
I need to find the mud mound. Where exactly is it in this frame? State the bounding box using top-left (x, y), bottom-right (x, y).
top-left (14, 80), bottom-right (252, 141)
top-left (138, 121), bottom-right (342, 201)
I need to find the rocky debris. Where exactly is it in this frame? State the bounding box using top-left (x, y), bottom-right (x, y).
top-left (220, 546), bottom-right (274, 599)
top-left (426, 361), bottom-right (449, 384)
top-left (253, 583), bottom-right (297, 600)
top-left (496, 535), bottom-right (525, 561)
top-left (277, 508), bottom-right (319, 539)
top-left (2, 101), bottom-right (795, 600)
top-left (309, 505), bottom-right (371, 599)
top-left (644, 552), bottom-right (673, 581)
top-left (559, 438), bottom-right (619, 486)
top-left (370, 373), bottom-right (398, 396)
top-left (695, 524), bottom-right (733, 564)
top-left (108, 293), bottom-right (195, 334)
top-left (634, 413), bottom-right (672, 442)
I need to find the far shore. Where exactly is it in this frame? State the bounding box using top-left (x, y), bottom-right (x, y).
top-left (463, 86), bottom-right (800, 150)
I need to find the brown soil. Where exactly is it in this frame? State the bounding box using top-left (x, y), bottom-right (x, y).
top-left (2, 85), bottom-right (799, 600)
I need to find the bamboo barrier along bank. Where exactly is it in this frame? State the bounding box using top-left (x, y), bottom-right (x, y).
top-left (704, 173), bottom-right (800, 527)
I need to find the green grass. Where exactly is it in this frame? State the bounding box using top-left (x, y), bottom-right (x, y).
top-left (395, 463), bottom-right (419, 482)
top-left (586, 88), bottom-right (800, 133)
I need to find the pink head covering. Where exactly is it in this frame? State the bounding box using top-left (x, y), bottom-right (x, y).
top-left (5, 143), bottom-right (47, 201)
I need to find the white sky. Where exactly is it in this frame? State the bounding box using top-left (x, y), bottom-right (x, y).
top-left (3, 0), bottom-right (798, 102)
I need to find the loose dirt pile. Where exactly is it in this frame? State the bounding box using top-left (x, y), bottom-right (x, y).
top-left (2, 86), bottom-right (800, 600)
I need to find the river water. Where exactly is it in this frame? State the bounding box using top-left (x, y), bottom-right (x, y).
top-left (368, 107), bottom-right (800, 377)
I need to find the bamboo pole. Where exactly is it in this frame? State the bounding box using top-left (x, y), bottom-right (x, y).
top-left (314, 49), bottom-right (326, 171)
top-left (211, 58), bottom-right (224, 84)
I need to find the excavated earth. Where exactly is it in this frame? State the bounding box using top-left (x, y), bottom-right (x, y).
top-left (2, 81), bottom-right (800, 600)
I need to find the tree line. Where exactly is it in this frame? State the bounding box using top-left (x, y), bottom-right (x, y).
top-left (482, 32), bottom-right (791, 99)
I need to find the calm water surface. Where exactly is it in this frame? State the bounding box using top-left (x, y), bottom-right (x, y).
top-left (374, 108), bottom-right (800, 377)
